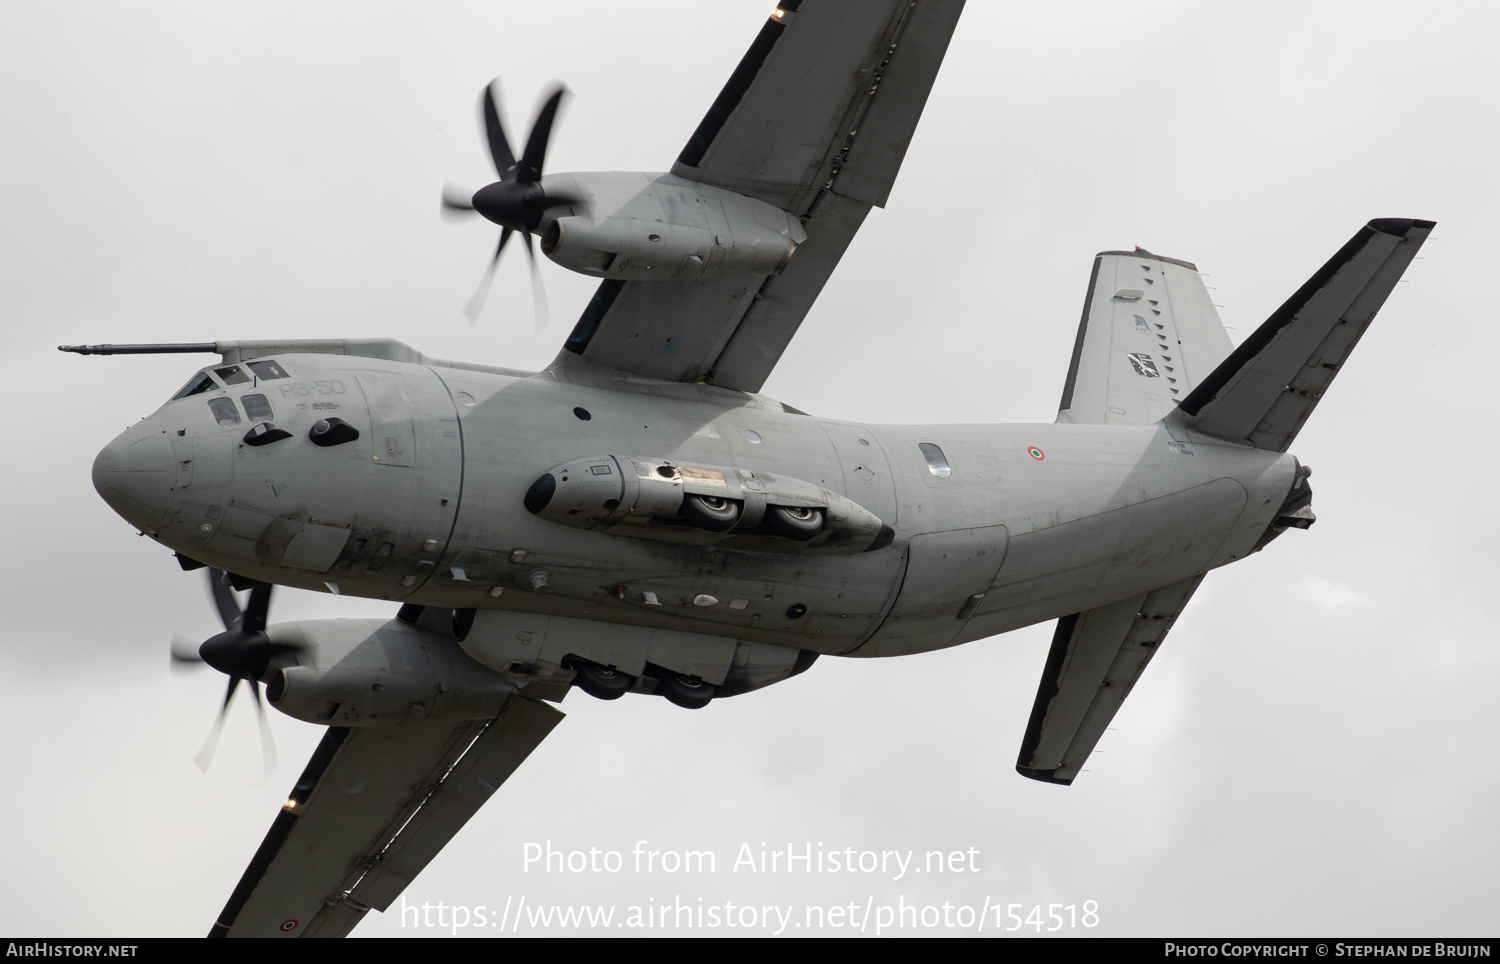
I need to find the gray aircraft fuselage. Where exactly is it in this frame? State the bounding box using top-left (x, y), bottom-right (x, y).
top-left (94, 347), bottom-right (1297, 667)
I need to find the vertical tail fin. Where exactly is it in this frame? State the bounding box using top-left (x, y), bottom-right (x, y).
top-left (1177, 218), bottom-right (1434, 451)
top-left (1058, 249), bottom-right (1234, 426)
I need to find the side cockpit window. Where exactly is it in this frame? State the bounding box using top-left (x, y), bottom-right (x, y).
top-left (241, 393), bottom-right (274, 422)
top-left (247, 359), bottom-right (290, 380)
top-left (919, 442), bottom-right (951, 478)
top-left (214, 365), bottom-right (251, 386)
top-left (207, 397), bottom-right (241, 427)
top-left (171, 372), bottom-right (218, 400)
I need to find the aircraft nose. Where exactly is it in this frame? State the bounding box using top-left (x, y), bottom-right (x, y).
top-left (93, 419), bottom-right (173, 530)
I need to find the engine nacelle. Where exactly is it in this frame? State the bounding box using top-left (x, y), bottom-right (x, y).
top-left (538, 172), bottom-right (804, 281)
top-left (262, 618), bottom-right (518, 726)
top-left (524, 454), bottom-right (893, 554)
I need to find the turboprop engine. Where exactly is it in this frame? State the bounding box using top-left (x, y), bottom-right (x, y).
top-left (538, 172), bottom-right (805, 282)
top-left (263, 617), bottom-right (518, 727)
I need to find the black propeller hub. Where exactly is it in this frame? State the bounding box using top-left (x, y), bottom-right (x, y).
top-left (198, 629), bottom-right (275, 680)
top-left (472, 180), bottom-right (545, 232)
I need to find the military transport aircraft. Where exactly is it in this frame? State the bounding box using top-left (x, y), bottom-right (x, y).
top-left (64, 0), bottom-right (1431, 938)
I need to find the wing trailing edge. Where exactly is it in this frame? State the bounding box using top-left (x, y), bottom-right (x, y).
top-left (1176, 218), bottom-right (1434, 451)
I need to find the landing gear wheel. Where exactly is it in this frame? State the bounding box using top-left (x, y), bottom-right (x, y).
top-left (680, 494), bottom-right (742, 532)
top-left (568, 659), bottom-right (636, 700)
top-left (764, 505), bottom-right (824, 541)
top-left (656, 672), bottom-right (716, 710)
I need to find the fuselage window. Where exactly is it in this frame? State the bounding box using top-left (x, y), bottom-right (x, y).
top-left (919, 442), bottom-right (951, 478)
top-left (214, 365), bottom-right (252, 386)
top-left (241, 393), bottom-right (274, 422)
top-left (207, 397), bottom-right (242, 427)
top-left (247, 359), bottom-right (290, 380)
top-left (172, 372), bottom-right (218, 400)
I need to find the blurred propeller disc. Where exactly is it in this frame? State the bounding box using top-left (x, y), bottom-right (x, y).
top-left (172, 569), bottom-right (295, 778)
top-left (444, 79), bottom-right (578, 326)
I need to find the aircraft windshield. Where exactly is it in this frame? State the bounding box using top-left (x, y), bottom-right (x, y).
top-left (247, 359), bottom-right (289, 380)
top-left (171, 371), bottom-right (218, 400)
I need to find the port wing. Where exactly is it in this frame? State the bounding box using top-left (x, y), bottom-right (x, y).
top-left (209, 697), bottom-right (563, 937)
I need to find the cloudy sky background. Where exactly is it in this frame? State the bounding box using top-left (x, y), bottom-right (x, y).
top-left (3, 0), bottom-right (1496, 937)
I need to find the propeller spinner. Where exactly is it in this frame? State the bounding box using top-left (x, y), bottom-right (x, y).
top-left (443, 80), bottom-right (578, 326)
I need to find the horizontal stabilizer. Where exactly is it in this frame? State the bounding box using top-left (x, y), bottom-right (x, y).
top-left (1017, 576), bottom-right (1202, 786)
top-left (1178, 218), bottom-right (1434, 451)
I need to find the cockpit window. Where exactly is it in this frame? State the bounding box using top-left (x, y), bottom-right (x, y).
top-left (172, 372), bottom-right (218, 400)
top-left (919, 442), bottom-right (951, 478)
top-left (247, 359), bottom-right (289, 380)
top-left (207, 397), bottom-right (241, 427)
top-left (214, 365), bottom-right (251, 386)
top-left (241, 393), bottom-right (274, 422)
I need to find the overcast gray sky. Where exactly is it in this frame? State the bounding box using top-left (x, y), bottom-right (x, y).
top-left (3, 0), bottom-right (1496, 938)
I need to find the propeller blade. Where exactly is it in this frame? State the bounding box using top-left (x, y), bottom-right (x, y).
top-left (463, 227), bottom-right (513, 323)
top-left (169, 635), bottom-right (205, 673)
top-left (194, 675), bottom-right (239, 772)
top-left (251, 679), bottom-right (278, 780)
top-left (521, 230), bottom-right (549, 332)
top-left (518, 86), bottom-right (567, 184)
top-left (481, 80), bottom-right (517, 179)
top-left (208, 568), bottom-right (242, 631)
top-left (441, 183), bottom-right (478, 218)
top-left (242, 583), bottom-right (272, 634)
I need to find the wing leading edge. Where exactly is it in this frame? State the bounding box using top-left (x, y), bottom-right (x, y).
top-left (209, 695), bottom-right (563, 938)
top-left (556, 0), bottom-right (964, 393)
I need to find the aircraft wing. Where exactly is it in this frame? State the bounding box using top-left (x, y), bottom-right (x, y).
top-left (1057, 250), bottom-right (1234, 426)
top-left (555, 0), bottom-right (964, 393)
top-left (1016, 576), bottom-right (1202, 785)
top-left (209, 696), bottom-right (563, 937)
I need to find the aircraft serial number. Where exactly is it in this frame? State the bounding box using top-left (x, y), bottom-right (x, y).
top-left (277, 380), bottom-right (347, 398)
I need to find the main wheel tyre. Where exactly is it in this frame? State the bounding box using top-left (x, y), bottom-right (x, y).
top-left (656, 672), bottom-right (716, 710)
top-left (568, 659), bottom-right (636, 700)
top-left (680, 494), bottom-right (742, 532)
top-left (764, 504), bottom-right (824, 541)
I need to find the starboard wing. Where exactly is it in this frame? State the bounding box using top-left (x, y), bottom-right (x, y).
top-left (555, 0), bottom-right (964, 393)
top-left (209, 696), bottom-right (563, 937)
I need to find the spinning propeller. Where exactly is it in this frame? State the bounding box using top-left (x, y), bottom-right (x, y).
top-left (170, 569), bottom-right (300, 776)
top-left (443, 79), bottom-right (578, 326)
